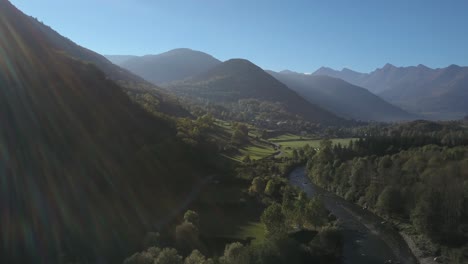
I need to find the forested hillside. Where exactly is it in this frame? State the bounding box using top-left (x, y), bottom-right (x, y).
top-left (305, 121), bottom-right (468, 263)
top-left (168, 59), bottom-right (344, 125)
top-left (0, 1), bottom-right (215, 262)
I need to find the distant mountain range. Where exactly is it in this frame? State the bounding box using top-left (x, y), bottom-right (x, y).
top-left (167, 59), bottom-right (344, 124)
top-left (312, 64), bottom-right (468, 120)
top-left (106, 48), bottom-right (222, 85)
top-left (269, 71), bottom-right (416, 122)
top-left (106, 48), bottom-right (467, 121)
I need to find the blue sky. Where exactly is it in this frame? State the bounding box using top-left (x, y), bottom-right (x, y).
top-left (10, 0), bottom-right (468, 73)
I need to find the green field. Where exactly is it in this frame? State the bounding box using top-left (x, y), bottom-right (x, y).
top-left (232, 143), bottom-right (277, 161)
top-left (278, 138), bottom-right (356, 149)
top-left (269, 133), bottom-right (314, 142)
top-left (270, 134), bottom-right (357, 156)
top-left (215, 123), bottom-right (356, 161)
top-left (232, 221), bottom-right (265, 245)
top-left (214, 120), bottom-right (277, 162)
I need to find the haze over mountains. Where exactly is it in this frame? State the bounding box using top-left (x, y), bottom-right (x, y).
top-left (313, 64), bottom-right (468, 120)
top-left (108, 48), bottom-right (427, 122)
top-left (106, 49), bottom-right (222, 85)
top-left (269, 71), bottom-right (416, 122)
top-left (167, 59), bottom-right (343, 124)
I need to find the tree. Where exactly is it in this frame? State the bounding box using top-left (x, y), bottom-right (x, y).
top-left (123, 252), bottom-right (154, 264)
top-left (155, 248), bottom-right (183, 264)
top-left (249, 177), bottom-right (266, 195)
top-left (264, 179), bottom-right (278, 196)
top-left (175, 222), bottom-right (201, 254)
top-left (291, 191), bottom-right (308, 228)
top-left (185, 250), bottom-right (213, 264)
top-left (376, 186), bottom-right (402, 215)
top-left (231, 124), bottom-right (249, 145)
top-left (281, 186), bottom-right (295, 220)
top-left (219, 242), bottom-right (248, 264)
top-left (184, 210), bottom-right (200, 228)
top-left (261, 203), bottom-right (286, 235)
top-left (304, 197), bottom-right (328, 229)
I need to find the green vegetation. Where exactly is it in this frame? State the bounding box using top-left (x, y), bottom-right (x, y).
top-left (168, 59), bottom-right (343, 125)
top-left (305, 122), bottom-right (468, 264)
top-left (232, 222), bottom-right (266, 245)
top-left (276, 138), bottom-right (355, 150)
top-left (5, 1), bottom-right (468, 263)
top-left (268, 134), bottom-right (356, 157)
top-left (0, 4), bottom-right (226, 263)
top-left (123, 149), bottom-right (341, 263)
top-left (233, 144), bottom-right (277, 161)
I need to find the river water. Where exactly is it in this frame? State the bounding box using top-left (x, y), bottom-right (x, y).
top-left (288, 167), bottom-right (418, 264)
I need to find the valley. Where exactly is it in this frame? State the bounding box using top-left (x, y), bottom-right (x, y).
top-left (1, 0), bottom-right (467, 263)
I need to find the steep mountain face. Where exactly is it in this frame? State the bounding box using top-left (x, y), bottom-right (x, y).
top-left (118, 48), bottom-right (222, 85)
top-left (105, 55), bottom-right (138, 65)
top-left (313, 64), bottom-right (468, 120)
top-left (269, 71), bottom-right (416, 122)
top-left (23, 10), bottom-right (189, 117)
top-left (168, 59), bottom-right (343, 124)
top-left (26, 17), bottom-right (144, 84)
top-left (0, 1), bottom-right (206, 262)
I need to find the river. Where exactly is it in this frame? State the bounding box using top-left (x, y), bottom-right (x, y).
top-left (288, 166), bottom-right (418, 264)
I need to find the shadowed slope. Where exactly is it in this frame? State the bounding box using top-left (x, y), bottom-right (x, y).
top-left (23, 8), bottom-right (189, 117)
top-left (0, 1), bottom-right (207, 262)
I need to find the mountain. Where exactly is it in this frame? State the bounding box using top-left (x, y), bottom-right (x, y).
top-left (312, 64), bottom-right (468, 120)
top-left (269, 71), bottom-right (416, 122)
top-left (313, 67), bottom-right (367, 85)
top-left (0, 1), bottom-right (208, 262)
top-left (378, 65), bottom-right (468, 119)
top-left (105, 55), bottom-right (138, 65)
top-left (25, 17), bottom-right (144, 84)
top-left (116, 48), bottom-right (222, 85)
top-left (167, 59), bottom-right (343, 124)
top-left (22, 10), bottom-right (189, 117)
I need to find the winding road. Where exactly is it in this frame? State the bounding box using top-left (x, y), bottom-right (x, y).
top-left (289, 167), bottom-right (418, 264)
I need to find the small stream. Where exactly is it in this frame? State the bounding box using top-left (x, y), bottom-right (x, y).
top-left (288, 167), bottom-right (418, 264)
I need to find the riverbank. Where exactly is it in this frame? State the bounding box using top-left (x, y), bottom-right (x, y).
top-left (289, 166), bottom-right (418, 264)
top-left (400, 232), bottom-right (437, 264)
top-left (295, 164), bottom-right (442, 264)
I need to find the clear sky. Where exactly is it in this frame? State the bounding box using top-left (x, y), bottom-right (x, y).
top-left (10, 0), bottom-right (468, 73)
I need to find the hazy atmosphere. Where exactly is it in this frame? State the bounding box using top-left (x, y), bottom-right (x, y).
top-left (1, 0), bottom-right (468, 263)
top-left (10, 0), bottom-right (468, 72)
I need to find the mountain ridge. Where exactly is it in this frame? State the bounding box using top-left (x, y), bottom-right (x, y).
top-left (269, 71), bottom-right (416, 122)
top-left (168, 59), bottom-right (344, 124)
top-left (114, 48), bottom-right (222, 85)
top-left (312, 64), bottom-right (468, 119)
